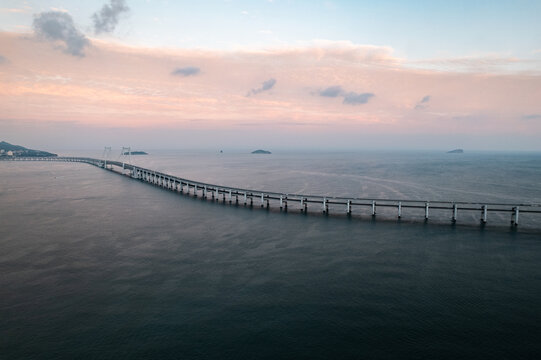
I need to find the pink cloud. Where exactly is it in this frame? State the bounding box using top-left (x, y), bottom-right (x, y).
top-left (0, 32), bottom-right (540, 147)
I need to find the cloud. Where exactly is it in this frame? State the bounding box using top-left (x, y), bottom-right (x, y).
top-left (319, 86), bottom-right (343, 97)
top-left (0, 7), bottom-right (32, 13)
top-left (0, 55), bottom-right (6, 64)
top-left (415, 95), bottom-right (431, 110)
top-left (33, 11), bottom-right (89, 57)
top-left (171, 66), bottom-right (201, 77)
top-left (92, 0), bottom-right (129, 34)
top-left (247, 78), bottom-right (276, 96)
top-left (342, 92), bottom-right (374, 105)
top-left (522, 114), bottom-right (541, 120)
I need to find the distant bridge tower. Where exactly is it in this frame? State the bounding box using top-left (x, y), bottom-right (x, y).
top-left (102, 146), bottom-right (112, 169)
top-left (118, 146), bottom-right (131, 170)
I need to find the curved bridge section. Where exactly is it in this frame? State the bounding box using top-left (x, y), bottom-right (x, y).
top-left (2, 156), bottom-right (541, 227)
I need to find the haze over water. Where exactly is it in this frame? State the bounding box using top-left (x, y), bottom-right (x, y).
top-left (2, 151), bottom-right (541, 359)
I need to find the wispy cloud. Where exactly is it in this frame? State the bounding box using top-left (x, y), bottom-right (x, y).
top-left (171, 66), bottom-right (201, 76)
top-left (33, 11), bottom-right (89, 57)
top-left (342, 92), bottom-right (374, 105)
top-left (415, 95), bottom-right (431, 110)
top-left (0, 7), bottom-right (32, 13)
top-left (247, 78), bottom-right (276, 96)
top-left (50, 7), bottom-right (69, 13)
top-left (318, 86), bottom-right (343, 97)
top-left (318, 85), bottom-right (373, 105)
top-left (407, 54), bottom-right (539, 73)
top-left (522, 114), bottom-right (541, 120)
top-left (92, 0), bottom-right (129, 34)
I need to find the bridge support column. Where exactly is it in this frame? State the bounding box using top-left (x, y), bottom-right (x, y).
top-left (229, 190), bottom-right (232, 204)
top-left (323, 197), bottom-right (327, 214)
top-left (261, 193), bottom-right (264, 207)
top-left (372, 201), bottom-right (376, 216)
top-left (284, 196), bottom-right (288, 211)
top-left (425, 202), bottom-right (429, 220)
top-left (280, 195), bottom-right (283, 210)
top-left (482, 205), bottom-right (487, 224)
top-left (194, 184), bottom-right (198, 197)
top-left (512, 206), bottom-right (519, 226)
top-left (300, 197), bottom-right (304, 212)
top-left (244, 192), bottom-right (247, 206)
top-left (398, 201), bottom-right (402, 218)
top-left (250, 194), bottom-right (253, 207)
top-left (204, 186), bottom-right (207, 199)
top-left (347, 200), bottom-right (351, 215)
top-left (452, 204), bottom-right (457, 223)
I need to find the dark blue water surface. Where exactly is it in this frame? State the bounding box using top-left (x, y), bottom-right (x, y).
top-left (1, 151), bottom-right (541, 359)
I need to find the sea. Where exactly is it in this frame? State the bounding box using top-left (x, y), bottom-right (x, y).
top-left (1, 150), bottom-right (541, 359)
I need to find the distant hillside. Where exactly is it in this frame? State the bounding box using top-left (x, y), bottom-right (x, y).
top-left (123, 151), bottom-right (148, 155)
top-left (0, 141), bottom-right (57, 157)
top-left (252, 149), bottom-right (271, 154)
top-left (447, 149), bottom-right (464, 153)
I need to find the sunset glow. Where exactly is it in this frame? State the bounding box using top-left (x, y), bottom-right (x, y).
top-left (1, 0), bottom-right (540, 150)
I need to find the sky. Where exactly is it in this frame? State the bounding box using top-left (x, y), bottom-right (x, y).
top-left (0, 0), bottom-right (540, 151)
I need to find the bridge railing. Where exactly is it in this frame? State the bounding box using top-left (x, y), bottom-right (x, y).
top-left (3, 156), bottom-right (541, 226)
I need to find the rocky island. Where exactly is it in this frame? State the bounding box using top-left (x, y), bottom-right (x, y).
top-left (0, 141), bottom-right (57, 157)
top-left (251, 149), bottom-right (272, 154)
top-left (447, 149), bottom-right (464, 153)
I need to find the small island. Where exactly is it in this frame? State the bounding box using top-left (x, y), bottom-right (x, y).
top-left (0, 141), bottom-right (57, 157)
top-left (123, 151), bottom-right (148, 155)
top-left (251, 149), bottom-right (271, 154)
top-left (447, 149), bottom-right (464, 153)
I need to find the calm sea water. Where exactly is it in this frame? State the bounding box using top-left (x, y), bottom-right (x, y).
top-left (1, 151), bottom-right (541, 359)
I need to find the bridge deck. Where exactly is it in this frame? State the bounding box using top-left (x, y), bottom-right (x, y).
top-left (2, 156), bottom-right (540, 226)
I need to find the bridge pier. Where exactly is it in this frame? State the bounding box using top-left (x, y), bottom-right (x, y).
top-left (452, 204), bottom-right (458, 223)
top-left (347, 200), bottom-right (351, 215)
top-left (482, 205), bottom-right (487, 224)
top-left (425, 202), bottom-right (429, 220)
top-left (512, 206), bottom-right (519, 226)
top-left (372, 201), bottom-right (376, 217)
top-left (398, 201), bottom-right (402, 219)
top-left (323, 197), bottom-right (327, 214)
